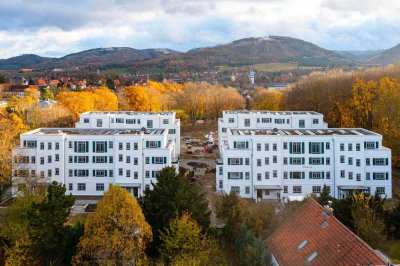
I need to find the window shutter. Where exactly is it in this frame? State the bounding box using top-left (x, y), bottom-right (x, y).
top-left (302, 142), bottom-right (305, 154)
top-left (152, 157), bottom-right (155, 164)
top-left (74, 142), bottom-right (77, 152)
top-left (228, 159), bottom-right (231, 165)
top-left (105, 156), bottom-right (107, 163)
top-left (234, 142), bottom-right (237, 148)
top-left (23, 140), bottom-right (26, 147)
top-left (364, 142), bottom-right (366, 148)
top-left (322, 158), bottom-right (324, 164)
top-left (302, 158), bottom-right (305, 165)
top-left (240, 172), bottom-right (243, 179)
top-left (93, 142), bottom-right (95, 152)
top-left (74, 156), bottom-right (77, 163)
top-left (146, 141), bottom-right (149, 148)
top-left (289, 142), bottom-right (292, 154)
top-left (309, 172), bottom-right (312, 179)
top-left (85, 170), bottom-right (89, 176)
top-left (290, 172), bottom-right (293, 179)
top-left (240, 158), bottom-right (243, 165)
top-left (386, 173), bottom-right (389, 180)
top-left (386, 158), bottom-right (388, 165)
top-left (302, 172), bottom-right (305, 179)
top-left (74, 170), bottom-right (77, 176)
top-left (373, 159), bottom-right (376, 165)
top-left (164, 157), bottom-right (167, 164)
top-left (158, 141), bottom-right (161, 148)
top-left (376, 142), bottom-right (379, 148)
top-left (322, 172), bottom-right (325, 179)
top-left (246, 142), bottom-right (249, 149)
top-left (321, 142), bottom-right (324, 153)
top-left (105, 143), bottom-right (107, 153)
top-left (309, 142), bottom-right (311, 153)
top-left (290, 158), bottom-right (293, 164)
top-left (228, 172), bottom-right (231, 179)
top-left (86, 142), bottom-right (89, 152)
top-left (105, 170), bottom-right (107, 177)
top-left (86, 156), bottom-right (89, 162)
top-left (93, 170), bottom-right (95, 177)
top-left (309, 158), bottom-right (311, 164)
top-left (373, 173), bottom-right (376, 180)
top-left (93, 156), bottom-right (95, 163)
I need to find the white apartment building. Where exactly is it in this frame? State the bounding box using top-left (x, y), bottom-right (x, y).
top-left (218, 111), bottom-right (327, 150)
top-left (12, 127), bottom-right (178, 197)
top-left (216, 128), bottom-right (392, 201)
top-left (76, 111), bottom-right (180, 156)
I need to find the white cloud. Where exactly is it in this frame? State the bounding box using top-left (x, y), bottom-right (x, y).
top-left (0, 0), bottom-right (400, 58)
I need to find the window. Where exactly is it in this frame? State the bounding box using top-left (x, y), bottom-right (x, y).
top-left (84, 118), bottom-right (89, 123)
top-left (48, 155), bottom-right (52, 163)
top-left (119, 154), bottom-right (123, 162)
top-left (116, 118), bottom-right (124, 123)
top-left (244, 119), bottom-right (250, 127)
top-left (94, 141), bottom-right (107, 153)
top-left (245, 187), bottom-right (250, 194)
top-left (310, 142), bottom-right (322, 154)
top-left (348, 143), bottom-right (353, 151)
top-left (245, 158), bottom-right (250, 165)
top-left (309, 158), bottom-right (322, 165)
top-left (163, 119), bottom-right (169, 124)
top-left (273, 170), bottom-right (277, 178)
top-left (340, 170), bottom-right (345, 178)
top-left (126, 170), bottom-right (131, 178)
top-left (147, 141), bottom-right (160, 148)
top-left (119, 168), bottom-right (123, 176)
top-left (376, 187), bottom-right (385, 194)
top-left (228, 118), bottom-right (234, 123)
top-left (356, 143), bottom-right (361, 151)
top-left (283, 157), bottom-right (288, 165)
top-left (293, 186), bottom-right (302, 194)
top-left (291, 172), bottom-right (303, 179)
top-left (366, 173), bottom-right (370, 180)
top-left (257, 173), bottom-right (261, 181)
top-left (55, 142), bottom-right (59, 150)
top-left (40, 171), bottom-right (44, 178)
top-left (25, 140), bottom-right (37, 148)
top-left (265, 143), bottom-right (269, 151)
top-left (340, 143), bottom-right (344, 151)
top-left (265, 157), bottom-right (270, 165)
top-left (126, 156), bottom-right (131, 163)
top-left (228, 172), bottom-right (243, 179)
top-left (154, 157), bottom-right (166, 164)
top-left (312, 186), bottom-right (321, 193)
top-left (94, 156), bottom-right (106, 163)
top-left (262, 118), bottom-right (271, 123)
top-left (147, 120), bottom-right (153, 128)
top-left (228, 158), bottom-right (242, 165)
top-left (126, 143), bottom-right (131, 150)
top-left (366, 158), bottom-right (370, 165)
top-left (119, 142), bottom-right (123, 150)
top-left (69, 141), bottom-right (73, 148)
top-left (221, 128), bottom-right (227, 133)
top-left (168, 129), bottom-right (176, 134)
top-left (134, 158), bottom-right (138, 165)
top-left (218, 167), bottom-right (223, 175)
top-left (273, 144), bottom-right (277, 151)
top-left (31, 156), bottom-right (36, 163)
top-left (356, 159), bottom-right (360, 167)
top-left (340, 156), bottom-right (345, 163)
top-left (272, 156), bottom-right (276, 163)
top-left (109, 156), bottom-right (114, 163)
top-left (313, 119), bottom-right (319, 124)
top-left (275, 118), bottom-right (284, 124)
top-left (109, 170), bottom-right (113, 177)
top-left (265, 172), bottom-right (270, 179)
top-left (326, 172), bottom-right (331, 179)
top-left (283, 142), bottom-right (288, 149)
top-left (96, 119), bottom-right (102, 127)
top-left (310, 172), bottom-right (322, 179)
top-left (292, 142), bottom-right (302, 154)
top-left (76, 170), bottom-right (89, 177)
top-left (145, 184), bottom-right (150, 190)
top-left (134, 142), bottom-right (138, 150)
top-left (134, 172), bottom-right (138, 179)
top-left (284, 186), bottom-right (288, 193)
top-left (40, 157), bottom-right (44, 164)
top-left (76, 141), bottom-right (88, 153)
top-left (231, 186), bottom-right (240, 194)
top-left (55, 168), bottom-right (59, 175)
top-left (234, 141), bottom-right (247, 149)
top-left (257, 143), bottom-right (261, 151)
top-left (126, 119), bottom-right (134, 124)
top-left (265, 190), bottom-right (270, 195)
top-left (48, 142), bottom-right (52, 150)
top-left (326, 158), bottom-right (330, 165)
top-left (48, 169), bottom-right (52, 177)
top-left (357, 174), bottom-right (361, 181)
top-left (373, 173), bottom-right (386, 180)
top-left (109, 141), bottom-right (113, 149)
top-left (96, 183), bottom-right (104, 191)
top-left (348, 172), bottom-right (353, 179)
top-left (69, 170), bottom-right (73, 177)
top-left (291, 158), bottom-right (302, 165)
top-left (145, 157), bottom-right (150, 164)
top-left (257, 159), bottom-right (261, 166)
top-left (245, 172), bottom-right (250, 179)
top-left (78, 183), bottom-right (86, 191)
top-left (365, 142), bottom-right (376, 149)
top-left (40, 142), bottom-right (44, 150)
top-left (373, 158), bottom-right (386, 165)
top-left (69, 156), bottom-right (73, 163)
top-left (68, 183), bottom-right (73, 190)
top-left (284, 172), bottom-right (288, 179)
top-left (219, 180), bottom-right (223, 189)
top-left (348, 157), bottom-right (353, 165)
top-left (145, 171), bottom-right (150, 178)
top-left (299, 119), bottom-right (305, 128)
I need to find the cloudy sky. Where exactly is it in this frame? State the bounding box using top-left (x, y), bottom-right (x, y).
top-left (1, 0), bottom-right (400, 58)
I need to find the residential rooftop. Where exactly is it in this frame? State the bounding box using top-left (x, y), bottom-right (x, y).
top-left (223, 110), bottom-right (322, 115)
top-left (83, 111), bottom-right (175, 115)
top-left (267, 198), bottom-right (390, 266)
top-left (25, 128), bottom-right (166, 136)
top-left (229, 128), bottom-right (377, 136)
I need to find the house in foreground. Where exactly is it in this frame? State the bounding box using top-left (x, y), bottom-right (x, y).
top-left (267, 198), bottom-right (392, 266)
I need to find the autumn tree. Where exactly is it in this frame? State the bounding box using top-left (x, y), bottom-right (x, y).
top-left (26, 104), bottom-right (74, 128)
top-left (351, 193), bottom-right (386, 247)
top-left (140, 167), bottom-right (210, 257)
top-left (74, 186), bottom-right (152, 265)
top-left (41, 88), bottom-right (54, 100)
top-left (159, 213), bottom-right (226, 265)
top-left (123, 86), bottom-right (151, 111)
top-left (351, 77), bottom-right (378, 129)
top-left (56, 91), bottom-right (95, 119)
top-left (92, 87), bottom-right (118, 111)
top-left (251, 87), bottom-right (282, 110)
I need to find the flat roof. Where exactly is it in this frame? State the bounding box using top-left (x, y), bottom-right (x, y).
top-left (83, 111), bottom-right (174, 115)
top-left (223, 110), bottom-right (322, 115)
top-left (30, 128), bottom-right (165, 136)
top-left (229, 128), bottom-right (377, 136)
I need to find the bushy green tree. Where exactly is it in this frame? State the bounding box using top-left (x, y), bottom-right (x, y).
top-left (235, 223), bottom-right (271, 266)
top-left (316, 184), bottom-right (332, 206)
top-left (332, 196), bottom-right (354, 230)
top-left (41, 87), bottom-right (54, 100)
top-left (140, 167), bottom-right (210, 257)
top-left (387, 202), bottom-right (400, 239)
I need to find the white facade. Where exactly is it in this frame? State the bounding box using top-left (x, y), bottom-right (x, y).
top-left (76, 111), bottom-right (180, 156)
top-left (216, 128), bottom-right (392, 200)
top-left (218, 111), bottom-right (328, 150)
top-left (12, 128), bottom-right (178, 197)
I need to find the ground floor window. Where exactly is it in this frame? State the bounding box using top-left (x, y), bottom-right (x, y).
top-left (293, 186), bottom-right (302, 194)
top-left (376, 187), bottom-right (385, 194)
top-left (77, 183), bottom-right (86, 191)
top-left (96, 183), bottom-right (104, 191)
top-left (312, 186), bottom-right (321, 193)
top-left (245, 187), bottom-right (250, 194)
top-left (231, 186), bottom-right (240, 194)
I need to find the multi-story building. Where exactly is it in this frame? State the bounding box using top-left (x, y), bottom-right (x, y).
top-left (76, 111), bottom-right (180, 156)
top-left (12, 127), bottom-right (178, 197)
top-left (216, 127), bottom-right (392, 200)
top-left (218, 111), bottom-right (327, 150)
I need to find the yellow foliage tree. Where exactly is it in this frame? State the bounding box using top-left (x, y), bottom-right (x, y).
top-left (56, 91), bottom-right (95, 120)
top-left (92, 88), bottom-right (119, 111)
top-left (351, 77), bottom-right (378, 129)
top-left (124, 86), bottom-right (151, 111)
top-left (73, 186), bottom-right (152, 266)
top-left (251, 87), bottom-right (282, 111)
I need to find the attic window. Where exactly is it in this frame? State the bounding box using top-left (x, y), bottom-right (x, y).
top-left (306, 251), bottom-right (318, 264)
top-left (321, 211), bottom-right (330, 218)
top-left (321, 221), bottom-right (329, 228)
top-left (297, 240), bottom-right (309, 251)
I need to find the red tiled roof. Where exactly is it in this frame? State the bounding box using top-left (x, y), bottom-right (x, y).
top-left (267, 199), bottom-right (389, 266)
